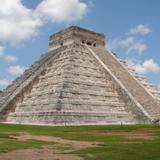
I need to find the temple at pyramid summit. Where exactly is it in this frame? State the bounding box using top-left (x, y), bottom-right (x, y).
top-left (0, 26), bottom-right (160, 125)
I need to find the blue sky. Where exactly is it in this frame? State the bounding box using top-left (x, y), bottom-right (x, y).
top-left (0, 0), bottom-right (160, 90)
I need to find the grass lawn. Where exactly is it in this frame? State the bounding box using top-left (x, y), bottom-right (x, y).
top-left (0, 123), bottom-right (160, 160)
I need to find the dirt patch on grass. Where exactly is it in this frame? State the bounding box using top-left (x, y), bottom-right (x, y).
top-left (0, 146), bottom-right (81, 160)
top-left (56, 128), bottom-right (157, 140)
top-left (0, 133), bottom-right (102, 160)
top-left (11, 133), bottom-right (101, 149)
top-left (104, 130), bottom-right (156, 139)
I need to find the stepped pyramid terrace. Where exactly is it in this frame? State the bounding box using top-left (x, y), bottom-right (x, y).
top-left (0, 26), bottom-right (160, 125)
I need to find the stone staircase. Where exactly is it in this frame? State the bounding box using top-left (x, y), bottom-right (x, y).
top-left (5, 43), bottom-right (136, 125)
top-left (89, 46), bottom-right (160, 122)
top-left (119, 59), bottom-right (160, 102)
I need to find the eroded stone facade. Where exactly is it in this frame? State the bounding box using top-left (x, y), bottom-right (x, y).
top-left (0, 26), bottom-right (160, 125)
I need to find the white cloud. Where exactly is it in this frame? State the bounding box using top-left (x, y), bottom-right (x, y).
top-left (127, 42), bottom-right (147, 54)
top-left (128, 59), bottom-right (160, 74)
top-left (107, 24), bottom-right (152, 55)
top-left (4, 55), bottom-right (17, 62)
top-left (107, 37), bottom-right (147, 54)
top-left (119, 37), bottom-right (134, 47)
top-left (0, 0), bottom-right (89, 86)
top-left (0, 0), bottom-right (42, 45)
top-left (129, 24), bottom-right (151, 35)
top-left (8, 65), bottom-right (25, 76)
top-left (125, 58), bottom-right (135, 66)
top-left (107, 37), bottom-right (134, 49)
top-left (0, 0), bottom-right (89, 46)
top-left (0, 46), bottom-right (5, 56)
top-left (36, 0), bottom-right (88, 22)
top-left (0, 79), bottom-right (11, 87)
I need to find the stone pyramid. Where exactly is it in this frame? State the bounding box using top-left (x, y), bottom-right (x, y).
top-left (0, 26), bottom-right (160, 125)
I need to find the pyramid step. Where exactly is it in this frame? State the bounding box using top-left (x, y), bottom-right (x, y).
top-left (64, 70), bottom-right (105, 79)
top-left (28, 86), bottom-right (116, 98)
top-left (45, 62), bottom-right (101, 74)
top-left (39, 74), bottom-right (108, 84)
top-left (9, 110), bottom-right (129, 115)
top-left (7, 110), bottom-right (135, 125)
top-left (15, 105), bottom-right (126, 112)
top-left (20, 99), bottom-right (125, 106)
top-left (26, 92), bottom-right (120, 101)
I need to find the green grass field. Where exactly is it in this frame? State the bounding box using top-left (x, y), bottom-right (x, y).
top-left (0, 124), bottom-right (160, 160)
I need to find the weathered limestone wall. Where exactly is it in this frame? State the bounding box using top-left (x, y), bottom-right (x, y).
top-left (1, 26), bottom-right (159, 125)
top-left (0, 46), bottom-right (68, 121)
top-left (5, 43), bottom-right (137, 125)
